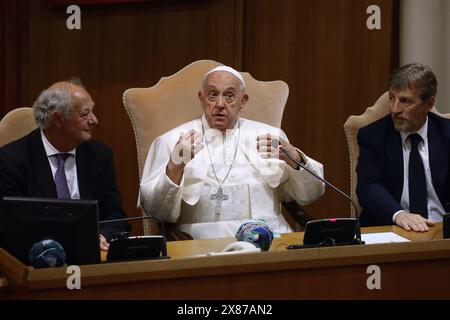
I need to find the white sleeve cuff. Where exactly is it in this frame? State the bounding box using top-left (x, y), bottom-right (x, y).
top-left (392, 210), bottom-right (403, 223)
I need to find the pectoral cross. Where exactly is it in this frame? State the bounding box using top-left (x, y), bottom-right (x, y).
top-left (211, 187), bottom-right (229, 219)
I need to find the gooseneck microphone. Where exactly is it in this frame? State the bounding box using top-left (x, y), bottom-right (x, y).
top-left (98, 215), bottom-right (167, 257)
top-left (280, 147), bottom-right (365, 249)
top-left (280, 147), bottom-right (358, 215)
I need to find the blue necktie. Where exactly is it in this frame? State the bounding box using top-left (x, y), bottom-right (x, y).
top-left (54, 153), bottom-right (71, 199)
top-left (408, 134), bottom-right (428, 218)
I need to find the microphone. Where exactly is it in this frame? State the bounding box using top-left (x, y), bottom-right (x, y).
top-left (98, 215), bottom-right (167, 257)
top-left (279, 147), bottom-right (359, 215)
top-left (29, 239), bottom-right (66, 268)
top-left (279, 147), bottom-right (364, 249)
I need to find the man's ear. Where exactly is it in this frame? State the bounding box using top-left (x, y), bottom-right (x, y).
top-left (239, 94), bottom-right (249, 113)
top-left (426, 96), bottom-right (435, 112)
top-left (52, 112), bottom-right (64, 128)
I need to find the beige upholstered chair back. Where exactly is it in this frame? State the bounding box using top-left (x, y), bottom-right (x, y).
top-left (0, 107), bottom-right (38, 148)
top-left (343, 92), bottom-right (450, 218)
top-left (123, 60), bottom-right (289, 234)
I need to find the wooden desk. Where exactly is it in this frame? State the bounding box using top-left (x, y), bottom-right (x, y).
top-left (1, 224), bottom-right (449, 299)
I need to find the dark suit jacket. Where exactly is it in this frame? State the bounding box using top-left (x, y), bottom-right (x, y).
top-left (356, 113), bottom-right (450, 227)
top-left (0, 129), bottom-right (130, 240)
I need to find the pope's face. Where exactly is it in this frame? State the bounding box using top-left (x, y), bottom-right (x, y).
top-left (199, 71), bottom-right (248, 132)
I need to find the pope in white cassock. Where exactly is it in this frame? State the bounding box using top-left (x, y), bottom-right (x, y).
top-left (139, 66), bottom-right (325, 239)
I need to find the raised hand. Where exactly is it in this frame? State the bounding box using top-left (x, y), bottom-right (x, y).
top-left (167, 129), bottom-right (203, 185)
top-left (257, 134), bottom-right (302, 169)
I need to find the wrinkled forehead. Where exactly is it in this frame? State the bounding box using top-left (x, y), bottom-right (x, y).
top-left (203, 73), bottom-right (247, 98)
top-left (389, 84), bottom-right (418, 98)
top-left (390, 80), bottom-right (418, 94)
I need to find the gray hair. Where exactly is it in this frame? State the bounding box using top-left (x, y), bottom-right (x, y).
top-left (33, 86), bottom-right (73, 129)
top-left (32, 78), bottom-right (83, 129)
top-left (389, 63), bottom-right (437, 102)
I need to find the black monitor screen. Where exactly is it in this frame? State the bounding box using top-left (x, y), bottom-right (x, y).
top-left (1, 196), bottom-right (100, 266)
top-left (303, 218), bottom-right (361, 246)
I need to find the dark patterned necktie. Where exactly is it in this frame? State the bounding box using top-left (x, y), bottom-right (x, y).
top-left (54, 153), bottom-right (72, 199)
top-left (408, 133), bottom-right (428, 218)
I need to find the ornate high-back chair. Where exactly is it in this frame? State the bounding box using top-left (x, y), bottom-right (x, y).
top-left (0, 107), bottom-right (37, 148)
top-left (123, 60), bottom-right (302, 236)
top-left (343, 92), bottom-right (450, 217)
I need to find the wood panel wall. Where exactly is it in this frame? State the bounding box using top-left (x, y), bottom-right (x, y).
top-left (243, 0), bottom-right (398, 219)
top-left (0, 0), bottom-right (397, 234)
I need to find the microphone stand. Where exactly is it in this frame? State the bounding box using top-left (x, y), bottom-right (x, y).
top-left (280, 147), bottom-right (359, 216)
top-left (280, 147), bottom-right (364, 247)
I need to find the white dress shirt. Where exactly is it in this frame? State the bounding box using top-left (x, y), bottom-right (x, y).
top-left (40, 130), bottom-right (80, 199)
top-left (139, 116), bottom-right (325, 239)
top-left (393, 117), bottom-right (445, 222)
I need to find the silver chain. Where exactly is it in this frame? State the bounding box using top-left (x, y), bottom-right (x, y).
top-left (201, 119), bottom-right (241, 188)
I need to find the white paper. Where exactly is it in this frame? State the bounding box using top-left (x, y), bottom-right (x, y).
top-left (361, 232), bottom-right (410, 244)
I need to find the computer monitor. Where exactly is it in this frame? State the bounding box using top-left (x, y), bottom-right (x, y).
top-left (1, 196), bottom-right (100, 266)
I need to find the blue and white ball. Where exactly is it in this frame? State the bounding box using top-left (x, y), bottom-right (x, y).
top-left (235, 220), bottom-right (274, 251)
top-left (28, 239), bottom-right (66, 268)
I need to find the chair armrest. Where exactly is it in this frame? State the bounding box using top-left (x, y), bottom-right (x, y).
top-left (165, 223), bottom-right (194, 241)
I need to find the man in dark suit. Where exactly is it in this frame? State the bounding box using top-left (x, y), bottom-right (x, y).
top-left (0, 80), bottom-right (130, 250)
top-left (357, 63), bottom-right (450, 232)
